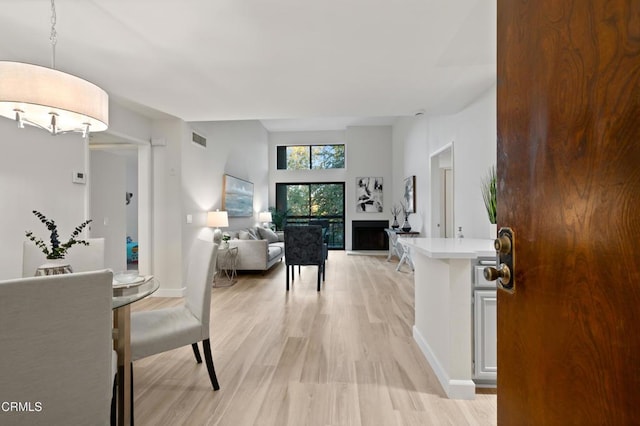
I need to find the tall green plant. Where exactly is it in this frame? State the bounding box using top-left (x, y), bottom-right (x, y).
top-left (268, 207), bottom-right (290, 231)
top-left (481, 166), bottom-right (497, 224)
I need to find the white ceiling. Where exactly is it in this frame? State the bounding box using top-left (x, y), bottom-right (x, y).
top-left (0, 0), bottom-right (496, 132)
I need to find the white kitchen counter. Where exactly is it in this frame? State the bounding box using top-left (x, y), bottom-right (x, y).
top-left (400, 237), bottom-right (496, 259)
top-left (399, 237), bottom-right (495, 399)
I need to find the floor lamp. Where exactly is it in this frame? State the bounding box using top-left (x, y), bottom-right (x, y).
top-left (207, 210), bottom-right (229, 244)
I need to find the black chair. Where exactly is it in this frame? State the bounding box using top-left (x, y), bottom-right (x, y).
top-left (284, 225), bottom-right (325, 291)
top-left (309, 219), bottom-right (330, 259)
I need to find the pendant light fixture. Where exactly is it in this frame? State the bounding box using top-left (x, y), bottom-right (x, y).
top-left (0, 0), bottom-right (108, 136)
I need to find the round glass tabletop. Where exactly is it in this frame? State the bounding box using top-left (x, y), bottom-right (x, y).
top-left (112, 275), bottom-right (159, 309)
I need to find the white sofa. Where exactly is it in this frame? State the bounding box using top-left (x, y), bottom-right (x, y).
top-left (226, 227), bottom-right (284, 271)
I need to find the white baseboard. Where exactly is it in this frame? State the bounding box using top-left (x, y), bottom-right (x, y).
top-left (413, 325), bottom-right (476, 400)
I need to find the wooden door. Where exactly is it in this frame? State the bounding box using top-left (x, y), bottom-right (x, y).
top-left (497, 1), bottom-right (640, 424)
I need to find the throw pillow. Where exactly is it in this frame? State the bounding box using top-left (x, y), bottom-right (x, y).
top-left (238, 230), bottom-right (251, 240)
top-left (247, 227), bottom-right (259, 240)
top-left (257, 226), bottom-right (280, 243)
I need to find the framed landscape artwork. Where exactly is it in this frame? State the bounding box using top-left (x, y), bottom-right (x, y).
top-left (222, 174), bottom-right (254, 217)
top-left (403, 175), bottom-right (416, 213)
top-left (356, 177), bottom-right (383, 213)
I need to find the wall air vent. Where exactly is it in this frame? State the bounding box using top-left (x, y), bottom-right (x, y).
top-left (192, 132), bottom-right (207, 148)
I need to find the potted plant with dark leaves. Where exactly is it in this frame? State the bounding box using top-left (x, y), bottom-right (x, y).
top-left (390, 204), bottom-right (401, 229)
top-left (25, 210), bottom-right (92, 274)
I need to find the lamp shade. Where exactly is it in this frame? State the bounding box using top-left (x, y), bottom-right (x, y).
top-left (207, 210), bottom-right (229, 228)
top-left (0, 61), bottom-right (108, 134)
top-left (258, 211), bottom-right (272, 223)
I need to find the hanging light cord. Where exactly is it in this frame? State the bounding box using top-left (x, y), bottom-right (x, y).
top-left (50, 0), bottom-right (57, 69)
top-left (49, 0), bottom-right (60, 134)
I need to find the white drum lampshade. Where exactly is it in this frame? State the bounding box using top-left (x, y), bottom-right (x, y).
top-left (258, 211), bottom-right (272, 227)
top-left (0, 61), bottom-right (109, 135)
top-left (207, 210), bottom-right (229, 244)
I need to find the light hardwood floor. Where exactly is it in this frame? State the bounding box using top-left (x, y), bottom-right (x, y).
top-left (131, 251), bottom-right (496, 425)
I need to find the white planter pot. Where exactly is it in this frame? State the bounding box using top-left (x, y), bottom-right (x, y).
top-left (489, 223), bottom-right (498, 238)
top-left (36, 259), bottom-right (73, 276)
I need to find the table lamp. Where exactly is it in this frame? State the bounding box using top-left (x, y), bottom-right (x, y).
top-left (258, 211), bottom-right (272, 228)
top-left (207, 210), bottom-right (229, 244)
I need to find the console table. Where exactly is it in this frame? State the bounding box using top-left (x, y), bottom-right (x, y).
top-left (385, 228), bottom-right (420, 271)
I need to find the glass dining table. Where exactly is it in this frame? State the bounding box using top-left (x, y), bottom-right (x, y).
top-left (112, 276), bottom-right (159, 426)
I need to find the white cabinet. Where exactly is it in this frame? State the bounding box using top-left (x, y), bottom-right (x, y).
top-left (474, 289), bottom-right (497, 381)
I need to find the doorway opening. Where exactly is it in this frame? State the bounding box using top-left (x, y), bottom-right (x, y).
top-left (89, 135), bottom-right (151, 274)
top-left (430, 143), bottom-right (454, 238)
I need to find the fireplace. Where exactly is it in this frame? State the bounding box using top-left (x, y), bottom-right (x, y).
top-left (352, 220), bottom-right (389, 250)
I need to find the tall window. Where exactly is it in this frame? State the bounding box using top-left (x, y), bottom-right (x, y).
top-left (276, 145), bottom-right (345, 170)
top-left (276, 182), bottom-right (345, 249)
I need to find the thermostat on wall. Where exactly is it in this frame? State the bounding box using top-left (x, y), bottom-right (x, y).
top-left (72, 171), bottom-right (86, 184)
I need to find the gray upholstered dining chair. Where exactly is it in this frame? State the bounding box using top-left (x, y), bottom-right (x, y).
top-left (284, 225), bottom-right (326, 292)
top-left (129, 239), bottom-right (220, 419)
top-left (22, 237), bottom-right (105, 277)
top-left (0, 270), bottom-right (114, 425)
top-left (21, 238), bottom-right (117, 423)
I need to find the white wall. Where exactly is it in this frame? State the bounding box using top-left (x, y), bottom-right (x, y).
top-left (393, 117), bottom-right (430, 233)
top-left (183, 119), bottom-right (270, 260)
top-left (189, 120), bottom-right (270, 229)
top-left (149, 119), bottom-right (269, 296)
top-left (345, 126), bottom-right (394, 250)
top-left (0, 120), bottom-right (87, 279)
top-left (150, 119), bottom-right (184, 295)
top-left (268, 126), bottom-right (393, 250)
top-left (108, 101), bottom-right (155, 144)
top-left (90, 150), bottom-right (127, 272)
top-left (394, 84), bottom-right (497, 239)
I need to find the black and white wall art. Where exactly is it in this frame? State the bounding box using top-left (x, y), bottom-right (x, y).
top-left (356, 177), bottom-right (383, 213)
top-left (403, 175), bottom-right (416, 213)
